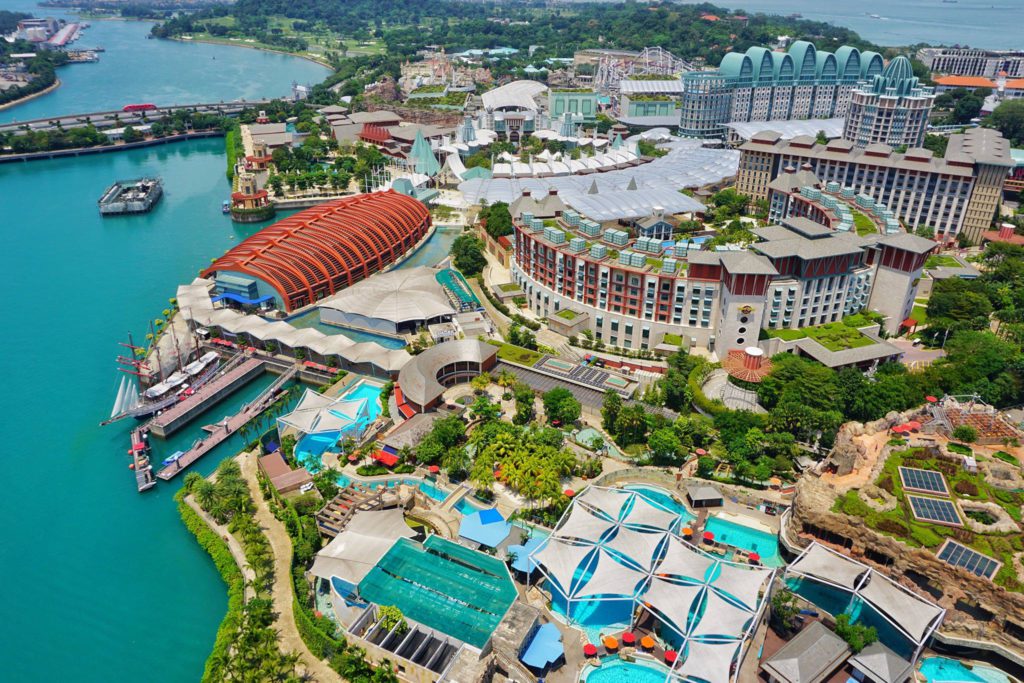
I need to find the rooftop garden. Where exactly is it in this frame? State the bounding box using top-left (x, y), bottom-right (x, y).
top-left (832, 447), bottom-right (1024, 591)
top-left (497, 283), bottom-right (521, 293)
top-left (925, 254), bottom-right (962, 269)
top-left (767, 320), bottom-right (875, 352)
top-left (554, 309), bottom-right (579, 321)
top-left (851, 209), bottom-right (878, 237)
top-left (663, 333), bottom-right (684, 347)
top-left (487, 340), bottom-right (543, 366)
top-left (410, 84), bottom-right (446, 94)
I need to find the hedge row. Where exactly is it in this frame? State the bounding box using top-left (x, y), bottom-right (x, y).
top-left (476, 277), bottom-right (541, 330)
top-left (688, 360), bottom-right (727, 416)
top-left (175, 491), bottom-right (245, 683)
top-left (293, 595), bottom-right (345, 660)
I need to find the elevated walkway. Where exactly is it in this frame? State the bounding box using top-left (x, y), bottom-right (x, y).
top-left (156, 364), bottom-right (298, 481)
top-left (440, 484), bottom-right (470, 512)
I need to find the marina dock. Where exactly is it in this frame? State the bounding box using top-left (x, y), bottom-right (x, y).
top-left (156, 364), bottom-right (298, 481)
top-left (147, 356), bottom-right (266, 438)
top-left (129, 426), bottom-right (156, 492)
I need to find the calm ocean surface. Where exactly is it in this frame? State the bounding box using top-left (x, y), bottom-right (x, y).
top-left (0, 0), bottom-right (1012, 679)
top-left (708, 0), bottom-right (1023, 49)
top-left (0, 1), bottom-right (330, 122)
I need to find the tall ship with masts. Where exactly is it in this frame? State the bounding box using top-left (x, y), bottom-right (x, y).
top-left (102, 325), bottom-right (222, 425)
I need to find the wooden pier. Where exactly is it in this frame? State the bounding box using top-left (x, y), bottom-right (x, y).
top-left (147, 355), bottom-right (265, 438)
top-left (129, 426), bottom-right (156, 492)
top-left (156, 364), bottom-right (299, 481)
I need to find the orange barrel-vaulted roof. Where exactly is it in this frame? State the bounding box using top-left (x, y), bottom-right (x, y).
top-left (202, 190), bottom-right (430, 311)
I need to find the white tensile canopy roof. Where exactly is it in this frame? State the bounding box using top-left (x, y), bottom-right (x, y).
top-left (689, 590), bottom-right (753, 640)
top-left (787, 542), bottom-right (867, 589)
top-left (859, 574), bottom-right (944, 642)
top-left (318, 266), bottom-right (455, 325)
top-left (533, 537), bottom-right (595, 597)
top-left (712, 562), bottom-right (774, 611)
top-left (278, 388), bottom-right (371, 436)
top-left (786, 542), bottom-right (946, 645)
top-left (530, 484), bottom-right (776, 683)
top-left (309, 509), bottom-right (415, 583)
top-left (570, 548), bottom-right (648, 600)
top-left (673, 640), bottom-right (741, 683)
top-left (576, 486), bottom-right (632, 521)
top-left (481, 79), bottom-right (547, 111)
top-left (601, 527), bottom-right (665, 571)
top-left (642, 578), bottom-right (704, 637)
top-left (553, 502), bottom-right (615, 543)
top-left (620, 494), bottom-right (681, 531)
top-left (657, 535), bottom-right (715, 582)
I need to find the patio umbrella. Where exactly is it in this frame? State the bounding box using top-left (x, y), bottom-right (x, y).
top-left (428, 465), bottom-right (440, 473)
top-left (926, 395), bottom-right (938, 403)
top-left (583, 644), bottom-right (598, 657)
top-left (564, 489), bottom-right (575, 497)
top-left (640, 636), bottom-right (655, 650)
top-left (682, 527), bottom-right (693, 537)
top-left (622, 632), bottom-right (636, 646)
top-left (695, 448), bottom-right (707, 456)
top-left (664, 650), bottom-right (678, 664)
top-left (748, 553), bottom-right (761, 564)
top-left (603, 636), bottom-right (618, 651)
top-left (703, 531), bottom-right (715, 543)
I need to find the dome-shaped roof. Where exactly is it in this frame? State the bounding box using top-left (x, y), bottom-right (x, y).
top-left (202, 191), bottom-right (431, 311)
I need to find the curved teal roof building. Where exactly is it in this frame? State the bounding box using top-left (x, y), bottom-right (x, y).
top-left (716, 41), bottom-right (884, 87)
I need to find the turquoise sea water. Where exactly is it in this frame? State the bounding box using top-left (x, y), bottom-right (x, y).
top-left (0, 137), bottom-right (289, 681)
top-left (709, 0), bottom-right (1022, 49)
top-left (0, 3), bottom-right (330, 123)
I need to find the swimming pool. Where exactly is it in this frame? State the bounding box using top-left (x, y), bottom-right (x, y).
top-left (624, 484), bottom-right (696, 524)
top-left (582, 656), bottom-right (672, 683)
top-left (295, 379), bottom-right (385, 471)
top-left (920, 658), bottom-right (1012, 683)
top-left (704, 514), bottom-right (784, 567)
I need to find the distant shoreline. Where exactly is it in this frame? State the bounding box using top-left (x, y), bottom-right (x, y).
top-left (166, 36), bottom-right (335, 70)
top-left (0, 78), bottom-right (62, 112)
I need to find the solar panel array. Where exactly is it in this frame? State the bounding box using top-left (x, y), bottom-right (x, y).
top-left (937, 540), bottom-right (1001, 579)
top-left (907, 495), bottom-right (962, 526)
top-left (898, 467), bottom-right (949, 496)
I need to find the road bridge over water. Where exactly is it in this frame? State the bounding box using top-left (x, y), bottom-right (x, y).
top-left (0, 99), bottom-right (273, 134)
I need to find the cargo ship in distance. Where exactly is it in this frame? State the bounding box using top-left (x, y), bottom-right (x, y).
top-left (98, 177), bottom-right (163, 215)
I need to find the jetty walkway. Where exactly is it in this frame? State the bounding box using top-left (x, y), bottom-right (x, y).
top-left (156, 363), bottom-right (298, 481)
top-left (148, 355), bottom-right (264, 437)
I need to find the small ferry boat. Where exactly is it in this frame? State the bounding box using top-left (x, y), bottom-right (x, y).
top-left (222, 200), bottom-right (231, 214)
top-left (98, 177), bottom-right (163, 216)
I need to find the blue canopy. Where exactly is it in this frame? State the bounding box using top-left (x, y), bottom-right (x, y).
top-left (508, 535), bottom-right (545, 574)
top-left (520, 623), bottom-right (564, 670)
top-left (211, 292), bottom-right (274, 306)
top-left (459, 508), bottom-right (512, 548)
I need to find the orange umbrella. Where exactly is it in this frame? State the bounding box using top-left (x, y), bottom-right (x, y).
top-left (603, 636), bottom-right (619, 650)
top-left (682, 527), bottom-right (693, 537)
top-left (640, 635), bottom-right (656, 650)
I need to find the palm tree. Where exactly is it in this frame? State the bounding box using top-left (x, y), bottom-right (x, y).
top-left (193, 479), bottom-right (218, 511)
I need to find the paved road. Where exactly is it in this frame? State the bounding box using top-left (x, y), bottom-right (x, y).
top-left (889, 338), bottom-right (945, 367)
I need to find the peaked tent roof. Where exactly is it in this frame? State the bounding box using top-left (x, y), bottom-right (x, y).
top-left (571, 548), bottom-right (648, 599)
top-left (786, 542), bottom-right (867, 590)
top-left (601, 526), bottom-right (665, 570)
top-left (688, 589), bottom-right (753, 640)
top-left (409, 130), bottom-right (441, 176)
top-left (576, 486), bottom-right (631, 520)
top-left (533, 537), bottom-right (595, 597)
top-left (642, 578), bottom-right (704, 636)
top-left (712, 562), bottom-right (773, 611)
top-left (656, 535), bottom-right (716, 581)
top-left (553, 502), bottom-right (616, 543)
top-left (676, 639), bottom-right (742, 683)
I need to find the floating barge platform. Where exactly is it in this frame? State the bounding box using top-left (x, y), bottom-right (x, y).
top-left (98, 177), bottom-right (163, 215)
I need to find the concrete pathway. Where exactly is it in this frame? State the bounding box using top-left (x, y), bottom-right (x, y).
top-left (239, 452), bottom-right (341, 683)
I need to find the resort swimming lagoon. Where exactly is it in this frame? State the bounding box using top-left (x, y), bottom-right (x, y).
top-left (704, 513), bottom-right (784, 567)
top-left (581, 655), bottom-right (672, 683)
top-left (293, 378), bottom-right (385, 471)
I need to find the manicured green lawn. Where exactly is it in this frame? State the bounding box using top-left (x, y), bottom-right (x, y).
top-left (851, 210), bottom-right (877, 236)
top-left (925, 254), bottom-right (961, 269)
top-left (497, 283), bottom-right (521, 293)
top-left (488, 340), bottom-right (543, 366)
top-left (767, 321), bottom-right (874, 351)
top-left (911, 304), bottom-right (929, 324)
top-left (555, 309), bottom-right (578, 320)
top-left (663, 333), bottom-right (683, 346)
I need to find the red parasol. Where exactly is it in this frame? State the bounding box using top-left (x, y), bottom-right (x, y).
top-left (564, 489), bottom-right (576, 497)
top-left (703, 531), bottom-right (715, 542)
top-left (622, 632), bottom-right (636, 645)
top-left (664, 650), bottom-right (678, 664)
top-left (583, 643), bottom-right (598, 657)
top-left (428, 465), bottom-right (440, 473)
